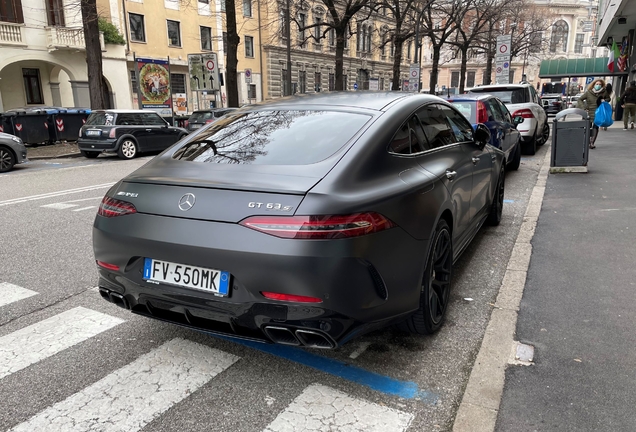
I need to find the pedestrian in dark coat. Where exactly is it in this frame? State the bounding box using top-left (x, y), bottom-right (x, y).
top-left (620, 81), bottom-right (636, 130)
top-left (577, 79), bottom-right (611, 148)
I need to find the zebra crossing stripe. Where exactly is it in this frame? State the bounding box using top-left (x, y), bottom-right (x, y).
top-left (9, 338), bottom-right (240, 432)
top-left (0, 307), bottom-right (124, 380)
top-left (0, 282), bottom-right (38, 307)
top-left (263, 384), bottom-right (414, 432)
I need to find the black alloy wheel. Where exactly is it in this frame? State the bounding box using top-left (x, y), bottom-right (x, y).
top-left (487, 166), bottom-right (505, 226)
top-left (0, 146), bottom-right (16, 173)
top-left (400, 219), bottom-right (453, 335)
top-left (538, 122), bottom-right (550, 146)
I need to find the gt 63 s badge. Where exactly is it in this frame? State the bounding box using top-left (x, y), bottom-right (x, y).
top-left (248, 202), bottom-right (293, 212)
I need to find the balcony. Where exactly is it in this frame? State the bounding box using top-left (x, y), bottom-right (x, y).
top-left (0, 22), bottom-right (27, 46)
top-left (46, 27), bottom-right (104, 52)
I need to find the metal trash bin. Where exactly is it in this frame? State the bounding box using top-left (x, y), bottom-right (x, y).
top-left (0, 113), bottom-right (15, 135)
top-left (4, 108), bottom-right (53, 145)
top-left (551, 108), bottom-right (589, 169)
top-left (52, 108), bottom-right (91, 141)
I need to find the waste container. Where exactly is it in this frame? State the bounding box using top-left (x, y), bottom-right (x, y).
top-left (52, 108), bottom-right (91, 142)
top-left (551, 108), bottom-right (589, 168)
top-left (0, 113), bottom-right (15, 135)
top-left (3, 108), bottom-right (52, 145)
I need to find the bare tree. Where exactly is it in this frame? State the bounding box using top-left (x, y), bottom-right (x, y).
top-left (80, 0), bottom-right (107, 108)
top-left (224, 0), bottom-right (240, 107)
top-left (378, 0), bottom-right (418, 90)
top-left (419, 0), bottom-right (462, 94)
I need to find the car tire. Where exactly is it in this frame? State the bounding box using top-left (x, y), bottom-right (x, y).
top-left (0, 146), bottom-right (16, 173)
top-left (538, 122), bottom-right (550, 146)
top-left (117, 139), bottom-right (138, 160)
top-left (80, 150), bottom-right (99, 159)
top-left (487, 166), bottom-right (505, 226)
top-left (398, 219), bottom-right (453, 335)
top-left (508, 140), bottom-right (521, 171)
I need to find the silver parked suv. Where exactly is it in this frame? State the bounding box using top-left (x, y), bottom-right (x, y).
top-left (469, 83), bottom-right (549, 155)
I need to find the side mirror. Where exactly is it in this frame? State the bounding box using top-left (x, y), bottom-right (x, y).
top-left (474, 123), bottom-right (491, 150)
top-left (513, 115), bottom-right (524, 125)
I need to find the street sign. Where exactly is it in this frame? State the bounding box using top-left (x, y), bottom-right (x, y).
top-left (496, 35), bottom-right (512, 59)
top-left (582, 21), bottom-right (594, 32)
top-left (585, 76), bottom-right (595, 85)
top-left (245, 68), bottom-right (252, 84)
top-left (188, 53), bottom-right (220, 92)
top-left (353, 82), bottom-right (358, 90)
top-left (409, 64), bottom-right (420, 92)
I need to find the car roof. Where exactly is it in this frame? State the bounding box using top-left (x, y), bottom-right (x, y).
top-left (89, 109), bottom-right (159, 114)
top-left (445, 93), bottom-right (494, 101)
top-left (469, 84), bottom-right (529, 91)
top-left (249, 91), bottom-right (434, 111)
top-left (193, 108), bottom-right (237, 113)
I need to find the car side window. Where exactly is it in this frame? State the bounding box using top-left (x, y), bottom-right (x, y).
top-left (388, 115), bottom-right (429, 155)
top-left (116, 114), bottom-right (134, 125)
top-left (498, 100), bottom-right (513, 123)
top-left (487, 100), bottom-right (504, 122)
top-left (529, 87), bottom-right (538, 104)
top-left (441, 105), bottom-right (474, 143)
top-left (416, 104), bottom-right (458, 148)
top-left (143, 113), bottom-right (167, 126)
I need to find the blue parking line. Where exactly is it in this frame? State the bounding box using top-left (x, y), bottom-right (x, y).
top-left (211, 334), bottom-right (438, 403)
top-left (503, 199), bottom-right (515, 203)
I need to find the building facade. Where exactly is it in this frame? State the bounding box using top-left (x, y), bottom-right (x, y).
top-left (0, 0), bottom-right (131, 111)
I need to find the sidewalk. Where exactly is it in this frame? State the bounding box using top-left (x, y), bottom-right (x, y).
top-left (25, 141), bottom-right (81, 160)
top-left (495, 127), bottom-right (636, 429)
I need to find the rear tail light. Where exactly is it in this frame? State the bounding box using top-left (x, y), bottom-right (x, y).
top-left (261, 292), bottom-right (323, 303)
top-left (476, 101), bottom-right (489, 124)
top-left (512, 109), bottom-right (535, 119)
top-left (205, 119), bottom-right (215, 124)
top-left (108, 128), bottom-right (116, 138)
top-left (239, 212), bottom-right (395, 239)
top-left (97, 261), bottom-right (120, 271)
top-left (98, 196), bottom-right (137, 218)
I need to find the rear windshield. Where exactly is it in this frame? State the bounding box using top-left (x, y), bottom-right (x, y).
top-left (85, 112), bottom-right (115, 126)
top-left (189, 112), bottom-right (215, 121)
top-left (450, 102), bottom-right (476, 123)
top-left (173, 110), bottom-right (370, 165)
top-left (470, 88), bottom-right (528, 104)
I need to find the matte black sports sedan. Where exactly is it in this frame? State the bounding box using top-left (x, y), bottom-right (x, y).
top-left (94, 92), bottom-right (505, 349)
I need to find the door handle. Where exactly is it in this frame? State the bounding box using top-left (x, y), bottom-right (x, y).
top-left (472, 157), bottom-right (480, 164)
top-left (445, 170), bottom-right (457, 180)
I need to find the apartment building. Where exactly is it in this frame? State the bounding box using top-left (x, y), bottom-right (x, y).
top-left (0, 0), bottom-right (131, 111)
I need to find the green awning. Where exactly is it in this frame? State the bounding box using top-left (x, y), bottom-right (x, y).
top-left (538, 57), bottom-right (628, 78)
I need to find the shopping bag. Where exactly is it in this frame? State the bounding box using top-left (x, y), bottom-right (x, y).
top-left (594, 101), bottom-right (614, 127)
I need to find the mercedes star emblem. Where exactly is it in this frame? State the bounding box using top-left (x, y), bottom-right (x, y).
top-left (178, 193), bottom-right (196, 211)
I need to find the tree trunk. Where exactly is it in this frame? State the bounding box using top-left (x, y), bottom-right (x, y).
top-left (459, 46), bottom-right (468, 93)
top-left (429, 45), bottom-right (440, 94)
top-left (391, 38), bottom-right (404, 90)
top-left (80, 0), bottom-right (106, 109)
top-left (334, 27), bottom-right (346, 91)
top-left (225, 0), bottom-right (240, 107)
top-left (484, 46), bottom-right (494, 85)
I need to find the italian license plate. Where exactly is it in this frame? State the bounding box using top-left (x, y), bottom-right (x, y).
top-left (143, 258), bottom-right (230, 296)
top-left (86, 129), bottom-right (101, 136)
top-left (191, 124), bottom-right (202, 129)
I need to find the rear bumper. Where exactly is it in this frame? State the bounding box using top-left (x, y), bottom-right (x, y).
top-left (93, 213), bottom-right (429, 347)
top-left (78, 138), bottom-right (117, 152)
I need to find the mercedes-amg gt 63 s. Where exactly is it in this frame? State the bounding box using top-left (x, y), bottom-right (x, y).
top-left (94, 92), bottom-right (505, 349)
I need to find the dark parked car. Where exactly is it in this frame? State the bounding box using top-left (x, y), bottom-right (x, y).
top-left (186, 108), bottom-right (238, 133)
top-left (78, 110), bottom-right (188, 159)
top-left (541, 94), bottom-right (565, 115)
top-left (447, 94), bottom-right (522, 171)
top-left (0, 132), bottom-right (27, 173)
top-left (93, 92), bottom-right (505, 349)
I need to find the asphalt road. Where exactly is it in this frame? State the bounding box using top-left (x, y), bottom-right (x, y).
top-left (0, 145), bottom-right (548, 432)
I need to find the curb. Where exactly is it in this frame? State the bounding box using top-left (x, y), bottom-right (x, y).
top-left (28, 152), bottom-right (83, 161)
top-left (452, 148), bottom-right (552, 432)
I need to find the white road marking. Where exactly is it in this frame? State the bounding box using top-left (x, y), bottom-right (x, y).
top-left (10, 338), bottom-right (240, 432)
top-left (63, 196), bottom-right (103, 203)
top-left (0, 183), bottom-right (114, 207)
top-left (72, 206), bottom-right (96, 212)
top-left (0, 307), bottom-right (124, 380)
top-left (40, 203), bottom-right (78, 210)
top-left (349, 341), bottom-right (372, 359)
top-left (263, 384), bottom-right (414, 432)
top-left (0, 282), bottom-right (38, 307)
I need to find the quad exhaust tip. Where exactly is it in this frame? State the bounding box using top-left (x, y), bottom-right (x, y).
top-left (99, 288), bottom-right (129, 310)
top-left (263, 325), bottom-right (336, 349)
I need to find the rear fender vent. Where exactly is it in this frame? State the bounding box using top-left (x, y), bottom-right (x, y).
top-left (361, 261), bottom-right (388, 300)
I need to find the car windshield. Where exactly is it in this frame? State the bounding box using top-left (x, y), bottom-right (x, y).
top-left (189, 112), bottom-right (216, 121)
top-left (173, 110), bottom-right (371, 165)
top-left (471, 88), bottom-right (527, 104)
top-left (85, 112), bottom-right (115, 126)
top-left (449, 102), bottom-right (476, 123)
